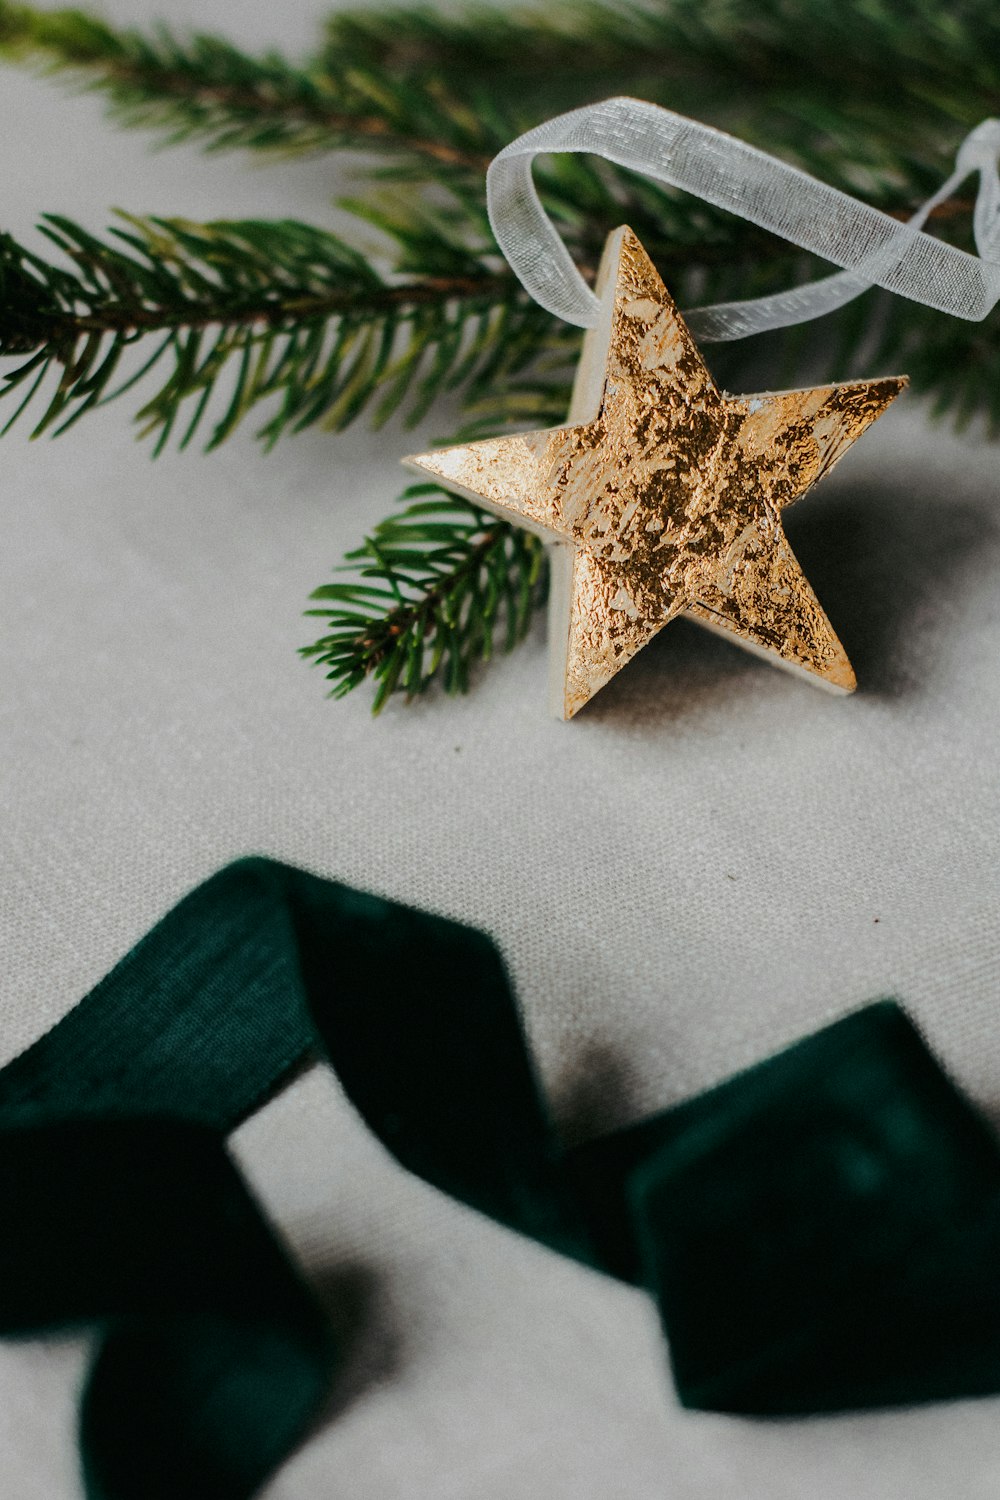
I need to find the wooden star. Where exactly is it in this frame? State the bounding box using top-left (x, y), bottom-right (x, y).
top-left (405, 227), bottom-right (906, 719)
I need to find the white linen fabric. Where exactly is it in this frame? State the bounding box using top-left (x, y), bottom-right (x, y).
top-left (1, 3), bottom-right (1000, 1498)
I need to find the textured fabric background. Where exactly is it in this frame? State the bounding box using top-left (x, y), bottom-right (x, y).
top-left (1, 3), bottom-right (999, 1495)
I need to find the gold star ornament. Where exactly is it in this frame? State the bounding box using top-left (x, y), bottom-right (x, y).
top-left (405, 227), bottom-right (907, 719)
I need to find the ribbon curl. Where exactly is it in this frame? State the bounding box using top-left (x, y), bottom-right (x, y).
top-left (485, 97), bottom-right (1000, 338)
top-left (4, 858), bottom-right (1000, 1498)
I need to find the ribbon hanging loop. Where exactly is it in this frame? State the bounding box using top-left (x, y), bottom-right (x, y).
top-left (485, 97), bottom-right (1000, 340)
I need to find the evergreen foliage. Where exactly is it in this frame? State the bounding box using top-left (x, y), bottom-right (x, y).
top-left (0, 0), bottom-right (996, 708)
top-left (0, 213), bottom-right (543, 450)
top-left (302, 484), bottom-right (545, 711)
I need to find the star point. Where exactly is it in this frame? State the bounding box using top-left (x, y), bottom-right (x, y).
top-left (405, 226), bottom-right (906, 718)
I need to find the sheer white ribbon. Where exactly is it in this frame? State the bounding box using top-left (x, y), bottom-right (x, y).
top-left (485, 97), bottom-right (1000, 340)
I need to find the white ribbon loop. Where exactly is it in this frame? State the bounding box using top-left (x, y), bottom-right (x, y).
top-left (485, 98), bottom-right (1000, 339)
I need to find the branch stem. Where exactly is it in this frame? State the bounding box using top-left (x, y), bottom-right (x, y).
top-left (29, 271), bottom-right (517, 342)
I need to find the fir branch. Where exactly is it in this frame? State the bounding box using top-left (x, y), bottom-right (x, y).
top-left (0, 213), bottom-right (553, 449)
top-left (0, 4), bottom-right (497, 168)
top-left (3, 0), bottom-right (999, 208)
top-left (302, 483), bottom-right (545, 710)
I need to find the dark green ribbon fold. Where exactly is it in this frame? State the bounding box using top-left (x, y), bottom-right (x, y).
top-left (3, 857), bottom-right (1000, 1499)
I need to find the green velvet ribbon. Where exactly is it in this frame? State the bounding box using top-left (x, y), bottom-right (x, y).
top-left (3, 857), bottom-right (1000, 1499)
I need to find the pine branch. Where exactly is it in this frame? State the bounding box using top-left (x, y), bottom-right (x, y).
top-left (320, 1), bottom-right (1000, 208)
top-left (302, 482), bottom-right (545, 710)
top-left (3, 0), bottom-right (998, 207)
top-left (0, 213), bottom-right (558, 450)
